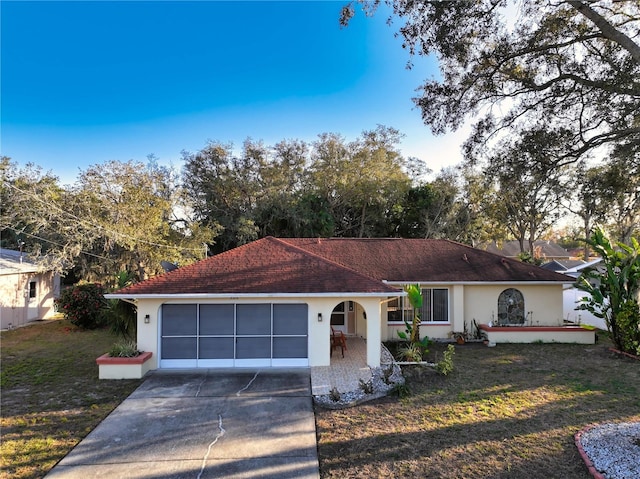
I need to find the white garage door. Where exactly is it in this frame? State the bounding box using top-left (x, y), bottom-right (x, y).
top-left (159, 303), bottom-right (308, 368)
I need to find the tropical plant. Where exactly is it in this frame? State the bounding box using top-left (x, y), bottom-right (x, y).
top-left (397, 284), bottom-right (431, 359)
top-left (576, 229), bottom-right (640, 355)
top-left (104, 271), bottom-right (137, 341)
top-left (397, 342), bottom-right (423, 362)
top-left (55, 283), bottom-right (107, 330)
top-left (108, 340), bottom-right (140, 358)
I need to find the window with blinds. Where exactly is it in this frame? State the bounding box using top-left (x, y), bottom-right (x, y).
top-left (387, 288), bottom-right (449, 322)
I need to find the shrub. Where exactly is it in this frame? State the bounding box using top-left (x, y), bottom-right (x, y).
top-left (392, 382), bottom-right (410, 398)
top-left (108, 340), bottom-right (140, 358)
top-left (617, 300), bottom-right (640, 356)
top-left (398, 342), bottom-right (423, 362)
top-left (329, 387), bottom-right (341, 402)
top-left (359, 378), bottom-right (374, 394)
top-left (55, 283), bottom-right (107, 330)
top-left (435, 344), bottom-right (456, 376)
top-left (104, 271), bottom-right (137, 341)
top-left (576, 229), bottom-right (640, 355)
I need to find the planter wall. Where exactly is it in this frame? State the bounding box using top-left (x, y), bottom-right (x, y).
top-left (96, 351), bottom-right (153, 379)
top-left (478, 324), bottom-right (596, 345)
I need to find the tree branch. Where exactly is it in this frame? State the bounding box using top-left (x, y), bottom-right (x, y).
top-left (566, 0), bottom-right (640, 65)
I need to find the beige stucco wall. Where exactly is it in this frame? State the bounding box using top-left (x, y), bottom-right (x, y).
top-left (382, 283), bottom-right (566, 342)
top-left (463, 283), bottom-right (565, 328)
top-left (134, 295), bottom-right (385, 372)
top-left (0, 271), bottom-right (60, 329)
top-left (131, 285), bottom-right (565, 372)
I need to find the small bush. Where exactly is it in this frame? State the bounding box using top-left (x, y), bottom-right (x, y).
top-left (359, 378), bottom-right (374, 394)
top-left (617, 300), bottom-right (640, 356)
top-left (382, 363), bottom-right (395, 384)
top-left (108, 340), bottom-right (140, 358)
top-left (329, 387), bottom-right (341, 402)
top-left (392, 382), bottom-right (410, 398)
top-left (398, 342), bottom-right (423, 362)
top-left (55, 283), bottom-right (107, 330)
top-left (435, 344), bottom-right (456, 376)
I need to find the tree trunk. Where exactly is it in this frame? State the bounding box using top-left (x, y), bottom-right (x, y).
top-left (567, 1), bottom-right (640, 65)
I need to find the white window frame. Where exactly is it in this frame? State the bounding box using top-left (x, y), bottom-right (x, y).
top-left (387, 287), bottom-right (450, 323)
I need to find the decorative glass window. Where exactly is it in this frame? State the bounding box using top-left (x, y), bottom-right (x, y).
top-left (497, 288), bottom-right (525, 325)
top-left (387, 288), bottom-right (449, 323)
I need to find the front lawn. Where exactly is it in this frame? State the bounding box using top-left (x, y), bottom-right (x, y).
top-left (0, 320), bottom-right (142, 479)
top-left (3, 322), bottom-right (638, 479)
top-left (315, 335), bottom-right (640, 478)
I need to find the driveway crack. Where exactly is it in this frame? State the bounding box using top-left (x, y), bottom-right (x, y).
top-left (236, 371), bottom-right (259, 396)
top-left (196, 414), bottom-right (225, 479)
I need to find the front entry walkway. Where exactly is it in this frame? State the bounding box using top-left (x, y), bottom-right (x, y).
top-left (310, 336), bottom-right (373, 396)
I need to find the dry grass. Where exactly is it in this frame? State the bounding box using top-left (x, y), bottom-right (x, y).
top-left (315, 334), bottom-right (640, 478)
top-left (0, 319), bottom-right (143, 479)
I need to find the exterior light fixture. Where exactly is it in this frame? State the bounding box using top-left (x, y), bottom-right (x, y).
top-left (144, 314), bottom-right (150, 324)
top-left (317, 313), bottom-right (322, 322)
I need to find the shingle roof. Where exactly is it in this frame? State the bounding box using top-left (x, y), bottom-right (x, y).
top-left (281, 238), bottom-right (572, 283)
top-left (114, 237), bottom-right (399, 296)
top-left (114, 237), bottom-right (572, 297)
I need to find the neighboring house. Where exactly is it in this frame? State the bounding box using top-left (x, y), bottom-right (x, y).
top-left (108, 237), bottom-right (575, 373)
top-left (540, 259), bottom-right (586, 273)
top-left (0, 248), bottom-right (60, 329)
top-left (481, 240), bottom-right (572, 261)
top-left (560, 258), bottom-right (607, 330)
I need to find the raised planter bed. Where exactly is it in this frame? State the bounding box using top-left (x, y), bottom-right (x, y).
top-left (478, 324), bottom-right (596, 345)
top-left (96, 351), bottom-right (153, 379)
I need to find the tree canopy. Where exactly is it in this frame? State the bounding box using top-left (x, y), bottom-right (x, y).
top-left (1, 157), bottom-right (214, 283)
top-left (341, 0), bottom-right (640, 165)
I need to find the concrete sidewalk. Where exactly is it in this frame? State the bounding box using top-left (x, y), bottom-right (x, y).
top-left (46, 370), bottom-right (319, 479)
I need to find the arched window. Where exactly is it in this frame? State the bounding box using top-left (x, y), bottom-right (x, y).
top-left (497, 288), bottom-right (525, 326)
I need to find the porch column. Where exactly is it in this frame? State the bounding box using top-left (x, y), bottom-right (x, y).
top-left (360, 298), bottom-right (381, 368)
top-left (452, 285), bottom-right (465, 332)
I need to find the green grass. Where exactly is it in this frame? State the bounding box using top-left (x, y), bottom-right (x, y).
top-left (0, 320), bottom-right (142, 479)
top-left (315, 333), bottom-right (640, 478)
top-left (3, 322), bottom-right (638, 479)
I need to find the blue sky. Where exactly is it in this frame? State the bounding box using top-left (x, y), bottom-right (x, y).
top-left (1, 0), bottom-right (467, 185)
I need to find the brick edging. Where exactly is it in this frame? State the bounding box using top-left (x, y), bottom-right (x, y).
top-left (574, 425), bottom-right (605, 479)
top-left (96, 351), bottom-right (153, 365)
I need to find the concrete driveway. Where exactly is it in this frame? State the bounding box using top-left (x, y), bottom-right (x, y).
top-left (46, 370), bottom-right (319, 479)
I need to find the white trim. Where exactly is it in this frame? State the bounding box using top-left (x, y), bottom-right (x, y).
top-left (383, 281), bottom-right (574, 286)
top-left (235, 358), bottom-right (271, 368)
top-left (197, 359), bottom-right (234, 368)
top-left (271, 358), bottom-right (308, 367)
top-left (107, 291), bottom-right (400, 300)
top-left (160, 359), bottom-right (198, 368)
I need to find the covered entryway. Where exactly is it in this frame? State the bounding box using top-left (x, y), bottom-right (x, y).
top-left (159, 303), bottom-right (308, 368)
top-left (329, 300), bottom-right (365, 335)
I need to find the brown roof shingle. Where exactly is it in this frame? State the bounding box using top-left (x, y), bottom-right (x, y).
top-left (281, 238), bottom-right (572, 283)
top-left (114, 237), bottom-right (572, 296)
top-left (115, 237), bottom-right (399, 296)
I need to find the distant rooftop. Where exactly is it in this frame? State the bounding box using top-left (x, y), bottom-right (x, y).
top-left (0, 248), bottom-right (41, 275)
top-left (480, 240), bottom-right (572, 260)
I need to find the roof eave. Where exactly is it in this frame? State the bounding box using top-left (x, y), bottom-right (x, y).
top-left (383, 280), bottom-right (575, 286)
top-left (105, 291), bottom-right (405, 300)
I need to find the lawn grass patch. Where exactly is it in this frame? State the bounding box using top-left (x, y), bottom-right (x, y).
top-left (315, 333), bottom-right (640, 478)
top-left (0, 320), bottom-right (142, 479)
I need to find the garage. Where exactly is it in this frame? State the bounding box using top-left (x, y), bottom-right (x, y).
top-left (159, 303), bottom-right (309, 368)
